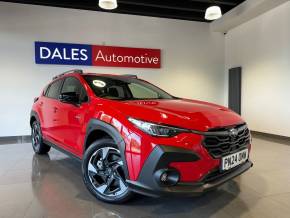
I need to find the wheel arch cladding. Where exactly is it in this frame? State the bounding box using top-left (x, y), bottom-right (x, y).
top-left (136, 145), bottom-right (200, 189)
top-left (30, 110), bottom-right (40, 127)
top-left (84, 129), bottom-right (113, 150)
top-left (84, 119), bottom-right (129, 179)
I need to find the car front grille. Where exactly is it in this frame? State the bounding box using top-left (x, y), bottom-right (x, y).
top-left (202, 123), bottom-right (251, 159)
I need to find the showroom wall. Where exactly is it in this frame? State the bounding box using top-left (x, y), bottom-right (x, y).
top-left (225, 1), bottom-right (290, 137)
top-left (0, 2), bottom-right (225, 137)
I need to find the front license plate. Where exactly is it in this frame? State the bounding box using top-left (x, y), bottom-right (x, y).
top-left (221, 149), bottom-right (248, 171)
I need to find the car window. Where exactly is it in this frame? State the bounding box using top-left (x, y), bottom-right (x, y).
top-left (46, 79), bottom-right (63, 99)
top-left (128, 83), bottom-right (158, 99)
top-left (83, 75), bottom-right (174, 101)
top-left (61, 77), bottom-right (88, 102)
top-left (43, 85), bottom-right (50, 96)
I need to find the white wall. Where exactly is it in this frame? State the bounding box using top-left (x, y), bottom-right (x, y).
top-left (225, 1), bottom-right (290, 137)
top-left (0, 2), bottom-right (225, 137)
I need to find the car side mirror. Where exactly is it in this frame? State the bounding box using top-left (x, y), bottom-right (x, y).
top-left (59, 92), bottom-right (80, 105)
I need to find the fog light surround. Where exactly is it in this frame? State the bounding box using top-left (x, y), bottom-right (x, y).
top-left (155, 168), bottom-right (180, 186)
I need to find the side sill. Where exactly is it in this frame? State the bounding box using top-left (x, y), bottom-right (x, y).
top-left (43, 139), bottom-right (82, 162)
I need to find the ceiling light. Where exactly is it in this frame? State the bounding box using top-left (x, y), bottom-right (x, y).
top-left (98, 0), bottom-right (118, 10)
top-left (205, 6), bottom-right (222, 21)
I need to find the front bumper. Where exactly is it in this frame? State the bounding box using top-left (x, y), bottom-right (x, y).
top-left (126, 145), bottom-right (253, 197)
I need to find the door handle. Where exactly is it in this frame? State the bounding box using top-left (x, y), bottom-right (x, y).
top-left (53, 107), bottom-right (58, 113)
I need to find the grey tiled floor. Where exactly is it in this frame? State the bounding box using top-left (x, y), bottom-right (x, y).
top-left (1, 135), bottom-right (290, 218)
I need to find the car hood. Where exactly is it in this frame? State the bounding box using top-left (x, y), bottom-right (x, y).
top-left (109, 99), bottom-right (244, 132)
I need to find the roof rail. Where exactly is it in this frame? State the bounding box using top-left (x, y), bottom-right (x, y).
top-left (122, 74), bottom-right (138, 79)
top-left (53, 69), bottom-right (83, 80)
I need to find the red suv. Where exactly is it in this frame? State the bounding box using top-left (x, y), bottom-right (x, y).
top-left (30, 69), bottom-right (252, 203)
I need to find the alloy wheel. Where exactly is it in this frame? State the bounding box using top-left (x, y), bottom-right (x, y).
top-left (32, 122), bottom-right (41, 149)
top-left (87, 147), bottom-right (128, 197)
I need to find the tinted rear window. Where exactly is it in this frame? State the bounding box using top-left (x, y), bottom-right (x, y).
top-left (46, 79), bottom-right (63, 99)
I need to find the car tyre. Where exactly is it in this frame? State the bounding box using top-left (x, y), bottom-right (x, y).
top-left (82, 138), bottom-right (133, 203)
top-left (31, 121), bottom-right (50, 154)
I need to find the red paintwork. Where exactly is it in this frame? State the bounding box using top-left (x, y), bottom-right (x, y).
top-left (32, 72), bottom-right (250, 182)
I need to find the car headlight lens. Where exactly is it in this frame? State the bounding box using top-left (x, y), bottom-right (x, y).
top-left (128, 117), bottom-right (189, 137)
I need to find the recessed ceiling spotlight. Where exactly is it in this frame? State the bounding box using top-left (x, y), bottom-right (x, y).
top-left (99, 0), bottom-right (118, 10)
top-left (205, 6), bottom-right (222, 21)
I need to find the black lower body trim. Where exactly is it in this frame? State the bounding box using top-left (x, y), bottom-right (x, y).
top-left (128, 161), bottom-right (253, 197)
top-left (43, 139), bottom-right (81, 161)
top-left (126, 145), bottom-right (253, 197)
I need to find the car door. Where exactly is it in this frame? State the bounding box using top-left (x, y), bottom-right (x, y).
top-left (40, 78), bottom-right (63, 143)
top-left (54, 76), bottom-right (90, 156)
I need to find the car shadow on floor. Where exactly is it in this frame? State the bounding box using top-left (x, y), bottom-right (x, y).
top-left (30, 150), bottom-right (263, 218)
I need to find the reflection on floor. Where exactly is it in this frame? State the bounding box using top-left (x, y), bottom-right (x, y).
top-left (1, 135), bottom-right (290, 218)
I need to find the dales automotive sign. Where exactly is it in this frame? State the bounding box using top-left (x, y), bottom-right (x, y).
top-left (35, 41), bottom-right (161, 68)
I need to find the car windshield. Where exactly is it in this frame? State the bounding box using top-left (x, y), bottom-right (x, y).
top-left (83, 75), bottom-right (175, 101)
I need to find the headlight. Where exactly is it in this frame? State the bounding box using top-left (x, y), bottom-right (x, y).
top-left (128, 117), bottom-right (189, 137)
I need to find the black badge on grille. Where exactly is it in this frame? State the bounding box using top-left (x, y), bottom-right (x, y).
top-left (229, 128), bottom-right (238, 140)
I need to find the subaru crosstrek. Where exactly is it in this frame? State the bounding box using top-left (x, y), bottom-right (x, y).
top-left (30, 69), bottom-right (253, 203)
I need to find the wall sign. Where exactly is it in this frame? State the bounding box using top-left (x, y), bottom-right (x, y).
top-left (35, 41), bottom-right (161, 68)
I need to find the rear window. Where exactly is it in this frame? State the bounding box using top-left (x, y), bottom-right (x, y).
top-left (42, 85), bottom-right (50, 96)
top-left (46, 79), bottom-right (63, 99)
